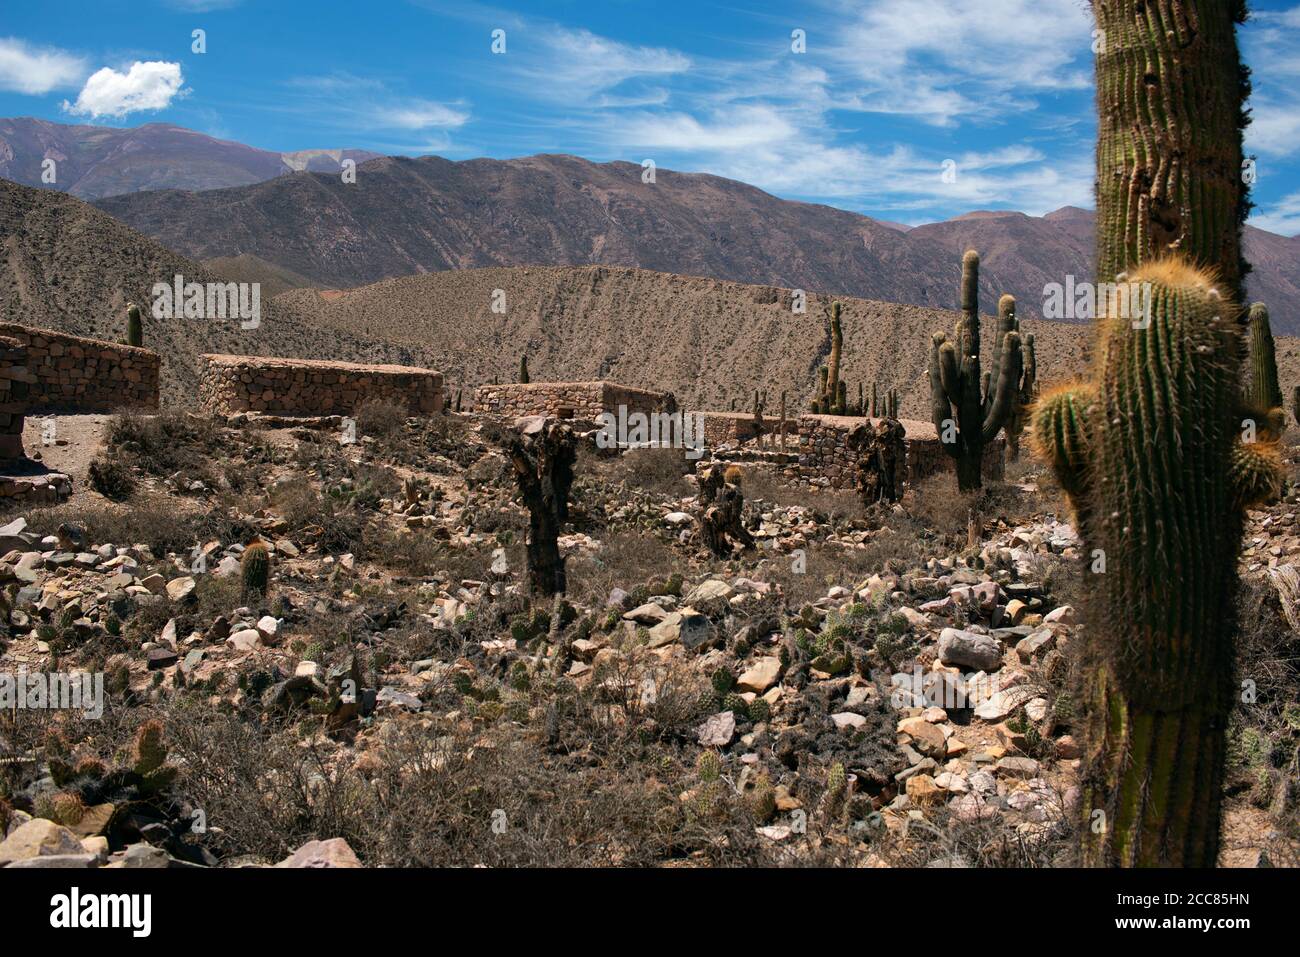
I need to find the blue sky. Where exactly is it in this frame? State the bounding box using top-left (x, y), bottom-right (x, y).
top-left (2, 0), bottom-right (1299, 232)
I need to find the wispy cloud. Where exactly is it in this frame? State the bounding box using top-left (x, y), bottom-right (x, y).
top-left (281, 72), bottom-right (469, 146)
top-left (1244, 5), bottom-right (1300, 157)
top-left (0, 37), bottom-right (86, 95)
top-left (820, 0), bottom-right (1094, 126)
top-left (1250, 189), bottom-right (1300, 237)
top-left (62, 60), bottom-right (186, 118)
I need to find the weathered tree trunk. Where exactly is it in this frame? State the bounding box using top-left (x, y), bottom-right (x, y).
top-left (852, 419), bottom-right (906, 505)
top-left (699, 479), bottom-right (754, 556)
top-left (505, 418), bottom-right (576, 596)
top-left (697, 462), bottom-right (724, 505)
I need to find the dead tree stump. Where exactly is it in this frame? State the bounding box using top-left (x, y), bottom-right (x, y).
top-left (697, 462), bottom-right (725, 505)
top-left (699, 477), bottom-right (754, 557)
top-left (505, 417), bottom-right (576, 595)
top-left (851, 418), bottom-right (906, 505)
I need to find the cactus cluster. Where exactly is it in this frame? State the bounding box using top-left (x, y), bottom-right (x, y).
top-left (1032, 259), bottom-right (1284, 866)
top-left (927, 250), bottom-right (1023, 490)
top-left (868, 383), bottom-right (899, 418)
top-left (997, 296), bottom-right (1037, 461)
top-left (45, 719), bottom-right (179, 815)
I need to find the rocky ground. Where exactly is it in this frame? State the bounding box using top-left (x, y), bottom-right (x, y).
top-left (0, 405), bottom-right (1296, 868)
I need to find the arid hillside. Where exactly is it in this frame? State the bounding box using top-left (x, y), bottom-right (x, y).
top-left (91, 150), bottom-right (1300, 332)
top-left (0, 178), bottom-right (433, 406)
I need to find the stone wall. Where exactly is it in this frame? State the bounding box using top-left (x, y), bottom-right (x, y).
top-left (0, 336), bottom-right (29, 462)
top-left (197, 354), bottom-right (444, 417)
top-left (0, 323), bottom-right (160, 415)
top-left (795, 414), bottom-right (1005, 489)
top-left (474, 381), bottom-right (672, 423)
top-left (692, 410), bottom-right (799, 447)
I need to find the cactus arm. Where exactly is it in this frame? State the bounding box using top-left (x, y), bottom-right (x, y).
top-left (1247, 302), bottom-right (1282, 410)
top-left (928, 334), bottom-right (958, 458)
top-left (1031, 383), bottom-right (1095, 505)
top-left (1230, 439), bottom-right (1285, 509)
top-left (980, 331), bottom-right (1022, 445)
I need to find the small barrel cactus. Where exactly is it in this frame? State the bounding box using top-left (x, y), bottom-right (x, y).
top-left (126, 301), bottom-right (143, 347)
top-left (241, 539), bottom-right (270, 603)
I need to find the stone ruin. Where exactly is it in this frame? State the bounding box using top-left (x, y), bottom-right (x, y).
top-left (197, 354), bottom-right (444, 419)
top-left (0, 324), bottom-right (161, 506)
top-left (473, 380), bottom-right (673, 425)
top-left (693, 410), bottom-right (1005, 491)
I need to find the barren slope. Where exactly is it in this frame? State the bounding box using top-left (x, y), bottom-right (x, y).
top-left (0, 178), bottom-right (431, 406)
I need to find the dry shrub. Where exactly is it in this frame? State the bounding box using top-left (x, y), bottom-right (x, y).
top-left (87, 456), bottom-right (136, 500)
top-left (586, 446), bottom-right (695, 497)
top-left (268, 477), bottom-right (367, 555)
top-left (24, 496), bottom-right (248, 556)
top-left (567, 529), bottom-right (681, 606)
top-left (104, 410), bottom-right (222, 484)
top-left (1227, 575), bottom-right (1300, 865)
top-left (352, 398), bottom-right (408, 439)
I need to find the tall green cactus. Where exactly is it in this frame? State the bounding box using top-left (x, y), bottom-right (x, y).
top-left (1094, 0), bottom-right (1251, 306)
top-left (927, 250), bottom-right (1022, 491)
top-left (126, 302), bottom-right (142, 348)
top-left (994, 295), bottom-right (1037, 462)
top-left (1247, 302), bottom-right (1282, 411)
top-left (826, 302), bottom-right (844, 414)
top-left (1033, 259), bottom-right (1282, 867)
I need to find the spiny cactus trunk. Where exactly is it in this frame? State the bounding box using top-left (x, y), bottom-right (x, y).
top-left (1033, 261), bottom-right (1282, 867)
top-left (1093, 0), bottom-right (1251, 305)
top-left (825, 302), bottom-right (843, 414)
top-left (1247, 303), bottom-right (1282, 411)
top-left (126, 302), bottom-right (143, 348)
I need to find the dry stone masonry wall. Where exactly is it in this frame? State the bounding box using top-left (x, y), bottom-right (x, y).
top-left (795, 414), bottom-right (1004, 489)
top-left (197, 354), bottom-right (444, 417)
top-left (474, 381), bottom-right (672, 423)
top-left (0, 323), bottom-right (160, 416)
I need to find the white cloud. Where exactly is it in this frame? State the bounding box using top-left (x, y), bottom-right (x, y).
top-left (510, 27), bottom-right (690, 105)
top-left (0, 37), bottom-right (86, 95)
top-left (617, 105), bottom-right (798, 152)
top-left (822, 0), bottom-right (1094, 125)
top-left (1244, 8), bottom-right (1300, 156)
top-left (1249, 190), bottom-right (1300, 236)
top-left (62, 61), bottom-right (186, 119)
top-left (373, 100), bottom-right (469, 130)
top-left (281, 74), bottom-right (469, 138)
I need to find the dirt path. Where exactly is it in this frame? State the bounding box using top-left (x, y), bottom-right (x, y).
top-left (20, 413), bottom-right (112, 486)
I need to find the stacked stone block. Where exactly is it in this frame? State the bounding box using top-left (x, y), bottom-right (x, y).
top-left (473, 381), bottom-right (672, 423)
top-left (0, 323), bottom-right (160, 415)
top-left (197, 354), bottom-right (444, 417)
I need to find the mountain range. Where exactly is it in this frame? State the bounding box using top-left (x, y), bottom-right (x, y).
top-left (86, 150), bottom-right (1300, 333)
top-left (0, 117), bottom-right (377, 199)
